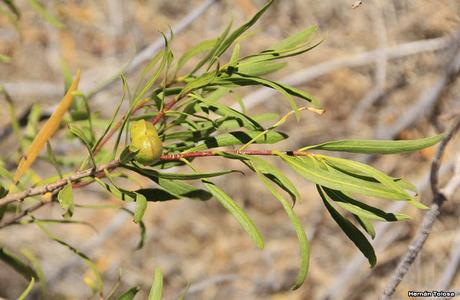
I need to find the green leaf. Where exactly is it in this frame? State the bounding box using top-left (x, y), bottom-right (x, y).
top-left (95, 178), bottom-right (148, 223)
top-left (205, 0), bottom-right (273, 69)
top-left (117, 287), bottom-right (140, 300)
top-left (148, 267), bottom-right (163, 300)
top-left (119, 146), bottom-right (139, 164)
top-left (237, 61), bottom-right (287, 76)
top-left (229, 43), bottom-right (240, 65)
top-left (57, 182), bottom-right (74, 219)
top-left (69, 124), bottom-right (97, 167)
top-left (256, 173), bottom-right (309, 289)
top-left (270, 26), bottom-right (318, 52)
top-left (301, 135), bottom-right (443, 154)
top-left (191, 21), bottom-right (233, 74)
top-left (277, 153), bottom-right (409, 200)
top-left (133, 193), bottom-right (148, 224)
top-left (2, 0), bottom-right (20, 18)
top-left (317, 186), bottom-right (376, 267)
top-left (0, 53), bottom-right (11, 63)
top-left (17, 277), bottom-right (35, 300)
top-left (95, 178), bottom-right (137, 202)
top-left (186, 130), bottom-right (287, 152)
top-left (190, 93), bottom-right (263, 130)
top-left (124, 164), bottom-right (242, 181)
top-left (0, 248), bottom-right (38, 280)
top-left (175, 38), bottom-right (218, 74)
top-left (322, 188), bottom-right (410, 222)
top-left (27, 0), bottom-right (64, 28)
top-left (145, 178), bottom-right (213, 201)
top-left (225, 73), bottom-right (300, 119)
top-left (203, 180), bottom-right (264, 249)
top-left (35, 222), bottom-right (103, 293)
top-left (353, 215), bottom-right (376, 239)
top-left (235, 155), bottom-right (300, 203)
top-left (320, 155), bottom-right (411, 199)
top-left (20, 249), bottom-right (47, 298)
top-left (119, 208), bottom-right (147, 250)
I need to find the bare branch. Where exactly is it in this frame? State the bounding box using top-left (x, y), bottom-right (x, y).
top-left (381, 117), bottom-right (460, 300)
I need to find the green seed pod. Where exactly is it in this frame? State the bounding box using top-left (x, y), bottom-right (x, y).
top-left (129, 120), bottom-right (163, 165)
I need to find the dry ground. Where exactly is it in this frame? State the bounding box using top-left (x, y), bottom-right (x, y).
top-left (1, 0), bottom-right (460, 299)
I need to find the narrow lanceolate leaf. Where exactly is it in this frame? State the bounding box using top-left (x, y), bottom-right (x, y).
top-left (256, 173), bottom-right (309, 289)
top-left (246, 156), bottom-right (300, 203)
top-left (186, 130), bottom-right (287, 152)
top-left (174, 38), bottom-right (217, 73)
top-left (36, 222), bottom-right (103, 294)
top-left (353, 214), bottom-right (376, 239)
top-left (317, 186), bottom-right (376, 267)
top-left (13, 69), bottom-right (80, 184)
top-left (269, 26), bottom-right (318, 52)
top-left (319, 155), bottom-right (411, 200)
top-left (124, 164), bottom-right (241, 181)
top-left (133, 194), bottom-right (147, 224)
top-left (0, 248), bottom-right (38, 280)
top-left (148, 267), bottom-right (163, 300)
top-left (190, 93), bottom-right (263, 131)
top-left (301, 135), bottom-right (443, 154)
top-left (95, 178), bottom-right (147, 223)
top-left (17, 277), bottom-right (35, 300)
top-left (57, 182), bottom-right (74, 219)
top-left (322, 188), bottom-right (410, 222)
top-left (154, 178), bottom-right (212, 201)
top-left (27, 0), bottom-right (64, 28)
top-left (207, 0), bottom-right (274, 67)
top-left (237, 61), bottom-right (287, 76)
top-left (277, 153), bottom-right (408, 200)
top-left (203, 180), bottom-right (264, 249)
top-left (117, 287), bottom-right (140, 300)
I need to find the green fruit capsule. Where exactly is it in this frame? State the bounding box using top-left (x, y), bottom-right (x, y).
top-left (129, 120), bottom-right (163, 165)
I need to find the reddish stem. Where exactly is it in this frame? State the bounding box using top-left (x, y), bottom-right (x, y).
top-left (151, 98), bottom-right (179, 125)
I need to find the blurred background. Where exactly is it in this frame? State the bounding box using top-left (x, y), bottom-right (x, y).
top-left (1, 0), bottom-right (460, 299)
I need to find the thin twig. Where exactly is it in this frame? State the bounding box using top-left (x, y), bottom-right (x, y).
top-left (0, 159), bottom-right (120, 207)
top-left (0, 150), bottom-right (310, 207)
top-left (381, 117), bottom-right (460, 300)
top-left (0, 201), bottom-right (47, 229)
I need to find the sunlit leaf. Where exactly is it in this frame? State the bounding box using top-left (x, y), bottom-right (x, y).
top-left (203, 180), bottom-right (264, 249)
top-left (278, 153), bottom-right (409, 200)
top-left (148, 267), bottom-right (163, 300)
top-left (301, 135), bottom-right (443, 154)
top-left (322, 188), bottom-right (409, 222)
top-left (186, 130), bottom-right (287, 152)
top-left (57, 182), bottom-right (74, 219)
top-left (256, 172), bottom-right (308, 289)
top-left (17, 277), bottom-right (35, 300)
